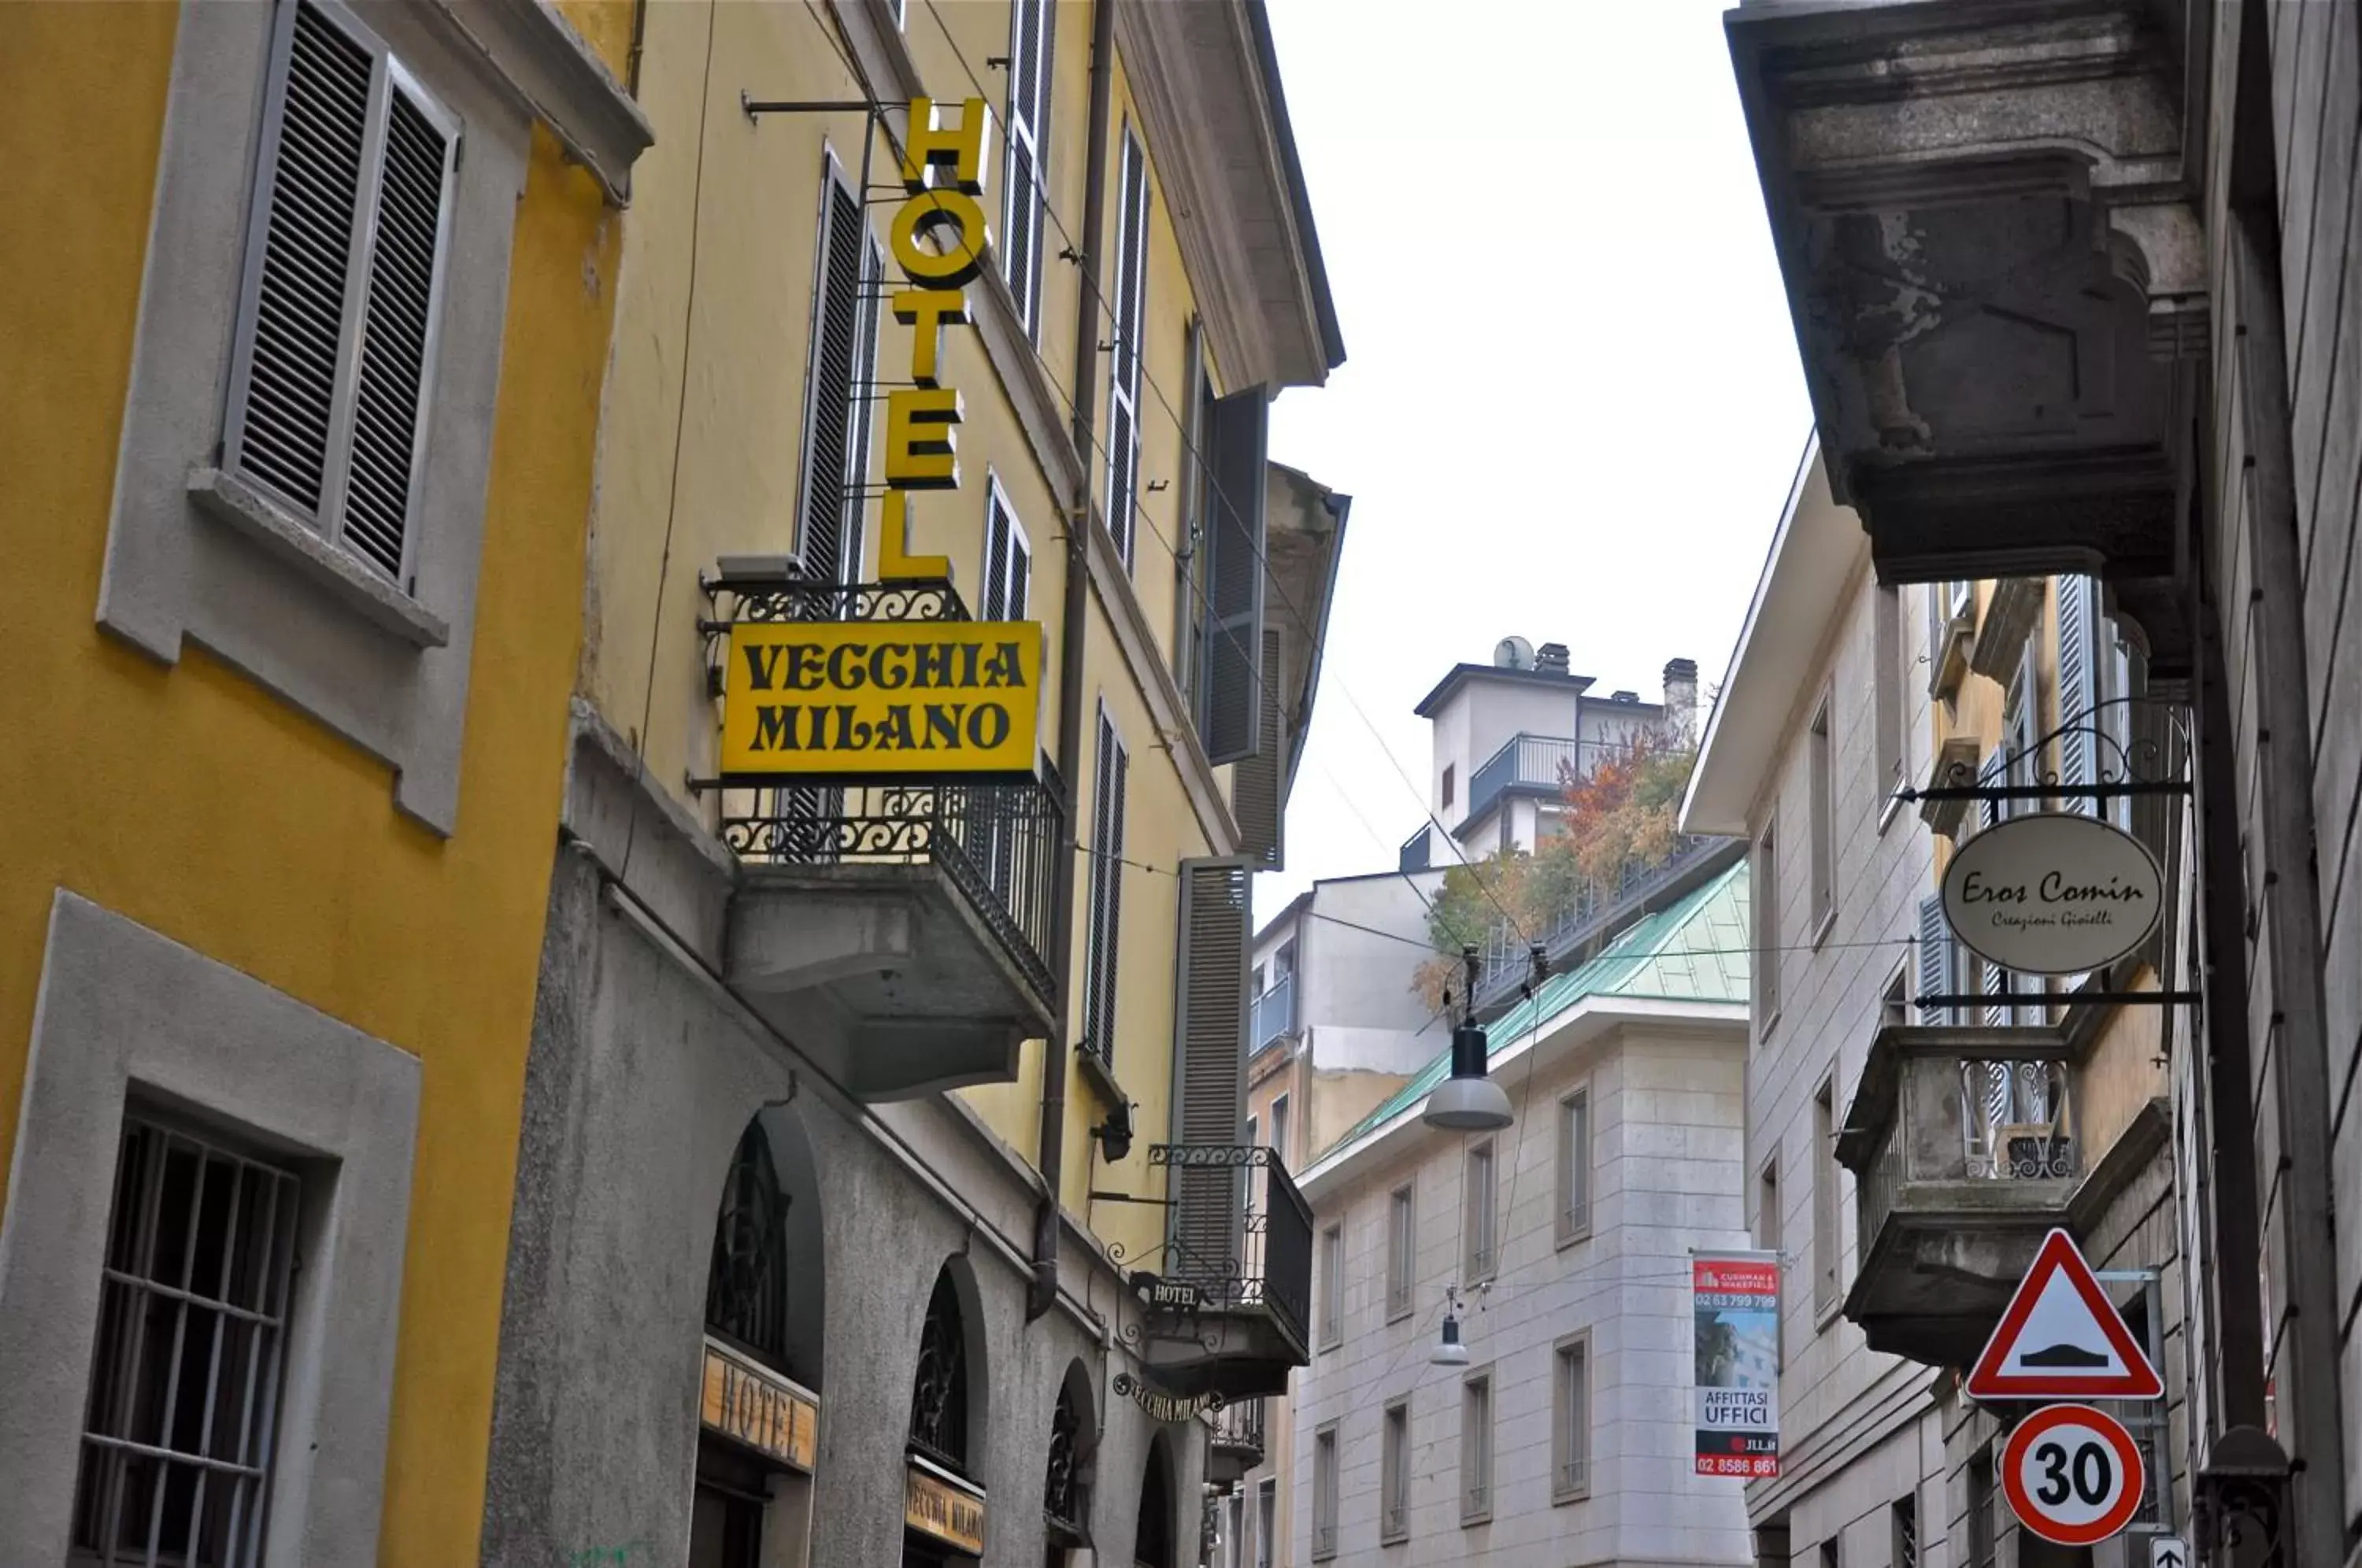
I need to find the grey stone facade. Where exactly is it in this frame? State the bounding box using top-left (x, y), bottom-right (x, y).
top-left (479, 714), bottom-right (1206, 1568)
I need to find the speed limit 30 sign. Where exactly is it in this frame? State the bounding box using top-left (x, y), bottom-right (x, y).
top-left (2001, 1404), bottom-right (2145, 1546)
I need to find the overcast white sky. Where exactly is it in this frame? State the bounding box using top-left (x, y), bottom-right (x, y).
top-left (1253, 0), bottom-right (1814, 925)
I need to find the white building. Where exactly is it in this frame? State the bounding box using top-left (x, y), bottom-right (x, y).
top-left (1679, 449), bottom-right (2186, 1568)
top-left (1279, 860), bottom-right (1757, 1568)
top-left (1401, 645), bottom-right (1701, 869)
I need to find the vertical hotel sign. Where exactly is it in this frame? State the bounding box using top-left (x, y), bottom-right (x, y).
top-left (1694, 1254), bottom-right (1781, 1477)
top-left (720, 97), bottom-right (1046, 782)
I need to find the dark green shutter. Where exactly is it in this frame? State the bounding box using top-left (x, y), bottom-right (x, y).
top-left (1170, 857), bottom-right (1250, 1274)
top-left (1198, 389), bottom-right (1269, 764)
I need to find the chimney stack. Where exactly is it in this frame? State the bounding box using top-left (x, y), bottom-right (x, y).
top-left (1536, 642), bottom-right (1571, 676)
top-left (1662, 657), bottom-right (1699, 743)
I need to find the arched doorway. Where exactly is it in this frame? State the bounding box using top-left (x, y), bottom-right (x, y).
top-left (1042, 1361), bottom-right (1095, 1566)
top-left (1132, 1429), bottom-right (1175, 1568)
top-left (904, 1262), bottom-right (989, 1566)
top-left (691, 1114), bottom-right (824, 1568)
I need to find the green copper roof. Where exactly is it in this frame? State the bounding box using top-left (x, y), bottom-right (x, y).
top-left (1317, 860), bottom-right (1751, 1163)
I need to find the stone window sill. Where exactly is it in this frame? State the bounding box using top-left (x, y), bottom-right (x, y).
top-left (190, 467), bottom-right (450, 649)
top-left (1073, 1041), bottom-right (1128, 1113)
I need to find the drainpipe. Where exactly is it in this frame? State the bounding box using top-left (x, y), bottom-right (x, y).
top-left (1030, 0), bottom-right (1116, 1323)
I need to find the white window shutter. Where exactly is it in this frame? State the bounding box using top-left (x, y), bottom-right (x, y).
top-left (1916, 894), bottom-right (1954, 1026)
top-left (228, 0), bottom-right (457, 587)
top-left (2057, 577), bottom-right (2100, 815)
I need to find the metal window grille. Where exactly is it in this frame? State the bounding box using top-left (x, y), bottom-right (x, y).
top-left (1380, 1403), bottom-right (1409, 1539)
top-left (1465, 1142), bottom-right (1496, 1281)
top-left (1462, 1375), bottom-right (1492, 1519)
top-left (1560, 1090), bottom-right (1592, 1239)
top-left (72, 1114), bottom-right (302, 1567)
top-left (1312, 1427), bottom-right (1339, 1559)
top-left (1556, 1341), bottom-right (1590, 1496)
top-left (1386, 1185), bottom-right (1414, 1318)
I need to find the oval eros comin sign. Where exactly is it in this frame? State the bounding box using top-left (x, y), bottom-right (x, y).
top-left (1942, 813), bottom-right (2163, 977)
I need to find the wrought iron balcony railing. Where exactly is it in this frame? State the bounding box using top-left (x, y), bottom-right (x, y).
top-left (1209, 1396), bottom-right (1266, 1459)
top-left (1851, 1034), bottom-right (2081, 1250)
top-left (1471, 834), bottom-right (1738, 1008)
top-left (1152, 1144), bottom-right (1314, 1355)
top-left (701, 573), bottom-right (1062, 1008)
top-left (1464, 732), bottom-right (1585, 828)
top-left (1250, 974), bottom-right (1296, 1053)
top-left (720, 775), bottom-right (1061, 1004)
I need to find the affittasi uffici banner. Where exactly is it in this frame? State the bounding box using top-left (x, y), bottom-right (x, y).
top-left (1694, 1254), bottom-right (1781, 1477)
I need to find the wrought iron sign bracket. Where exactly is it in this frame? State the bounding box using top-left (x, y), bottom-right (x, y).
top-left (1899, 697), bottom-right (2193, 808)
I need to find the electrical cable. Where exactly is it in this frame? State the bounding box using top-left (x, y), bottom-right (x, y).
top-left (616, 0), bottom-right (723, 889)
top-left (842, 2), bottom-right (1544, 953)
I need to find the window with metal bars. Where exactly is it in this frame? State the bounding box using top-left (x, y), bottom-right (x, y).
top-left (70, 1112), bottom-right (303, 1567)
top-left (1311, 1422), bottom-right (1339, 1560)
top-left (1892, 1493), bottom-right (1917, 1568)
top-left (1557, 1085), bottom-right (1593, 1245)
top-left (1105, 127), bottom-right (1150, 570)
top-left (1553, 1333), bottom-right (1590, 1502)
top-left (1379, 1398), bottom-right (1409, 1542)
top-left (1464, 1139), bottom-right (1497, 1282)
top-left (1001, 0), bottom-right (1054, 338)
top-left (1461, 1370), bottom-right (1493, 1523)
top-left (1080, 705), bottom-right (1128, 1062)
top-left (223, 0), bottom-right (459, 592)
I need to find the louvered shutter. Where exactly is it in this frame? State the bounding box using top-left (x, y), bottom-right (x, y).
top-left (798, 166), bottom-right (870, 590)
top-left (1104, 131), bottom-right (1149, 568)
top-left (1233, 627), bottom-right (1286, 864)
top-left (1198, 389), bottom-right (1270, 764)
top-left (2057, 577), bottom-right (2100, 815)
top-left (1172, 858), bottom-right (1251, 1278)
top-left (1916, 895), bottom-right (1955, 1026)
top-left (1001, 0), bottom-right (1054, 335)
top-left (1975, 750), bottom-right (2013, 1026)
top-left (228, 0), bottom-right (456, 586)
top-left (1083, 711), bottom-right (1127, 1061)
top-left (983, 494), bottom-right (1012, 622)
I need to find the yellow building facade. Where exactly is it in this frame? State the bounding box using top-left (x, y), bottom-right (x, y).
top-left (478, 2), bottom-right (1345, 1565)
top-left (0, 2), bottom-right (649, 1562)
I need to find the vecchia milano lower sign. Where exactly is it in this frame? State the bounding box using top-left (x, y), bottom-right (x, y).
top-left (1694, 1254), bottom-right (1780, 1477)
top-left (720, 96), bottom-right (1045, 783)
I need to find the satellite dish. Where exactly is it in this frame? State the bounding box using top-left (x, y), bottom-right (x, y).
top-left (1494, 636), bottom-right (1535, 671)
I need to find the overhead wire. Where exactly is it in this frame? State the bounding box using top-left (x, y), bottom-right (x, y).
top-left (875, 0), bottom-right (1544, 956)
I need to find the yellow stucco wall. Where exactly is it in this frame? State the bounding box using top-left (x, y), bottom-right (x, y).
top-left (0, 6), bottom-right (624, 1560)
top-left (577, 0), bottom-right (1248, 1270)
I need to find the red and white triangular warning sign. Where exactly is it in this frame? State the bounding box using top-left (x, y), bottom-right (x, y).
top-left (1966, 1228), bottom-right (2161, 1401)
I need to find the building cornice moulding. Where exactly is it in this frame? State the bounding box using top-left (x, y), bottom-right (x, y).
top-left (421, 0), bottom-right (653, 205)
top-left (1113, 0), bottom-right (1331, 390)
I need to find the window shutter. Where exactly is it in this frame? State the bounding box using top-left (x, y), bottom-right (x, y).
top-left (1916, 894), bottom-right (1955, 1026)
top-left (1083, 711), bottom-right (1127, 1060)
top-left (2057, 577), bottom-right (2099, 815)
top-left (983, 493), bottom-right (1012, 622)
top-left (798, 165), bottom-right (871, 589)
top-left (1176, 320), bottom-right (1210, 702)
top-left (228, 1), bottom-right (456, 586)
top-left (1198, 388), bottom-right (1269, 764)
top-left (1232, 627), bottom-right (1286, 864)
top-left (1104, 131), bottom-right (1150, 568)
top-left (1008, 519), bottom-right (1031, 620)
top-left (1171, 857), bottom-right (1250, 1275)
top-left (1001, 0), bottom-right (1053, 335)
top-left (339, 76), bottom-right (456, 582)
top-left (1974, 749), bottom-right (2013, 1024)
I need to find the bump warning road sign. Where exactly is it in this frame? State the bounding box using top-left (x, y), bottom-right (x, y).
top-left (1966, 1229), bottom-right (2161, 1402)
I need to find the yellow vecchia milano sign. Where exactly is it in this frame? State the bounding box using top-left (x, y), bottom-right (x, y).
top-left (721, 621), bottom-right (1041, 777)
top-left (721, 98), bottom-right (1045, 780)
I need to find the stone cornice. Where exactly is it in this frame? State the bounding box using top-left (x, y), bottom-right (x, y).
top-left (421, 0), bottom-right (654, 205)
top-left (1114, 0), bottom-right (1332, 390)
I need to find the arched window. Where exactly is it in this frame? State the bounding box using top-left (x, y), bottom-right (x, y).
top-left (908, 1271), bottom-right (970, 1470)
top-left (1044, 1378), bottom-right (1088, 1544)
top-left (1133, 1434), bottom-right (1173, 1568)
top-left (704, 1122), bottom-right (790, 1365)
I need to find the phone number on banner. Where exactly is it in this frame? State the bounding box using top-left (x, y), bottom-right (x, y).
top-left (1697, 1455), bottom-right (1782, 1478)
